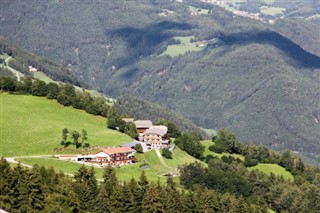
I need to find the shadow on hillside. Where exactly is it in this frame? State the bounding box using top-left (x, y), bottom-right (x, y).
top-left (220, 30), bottom-right (320, 68)
top-left (109, 21), bottom-right (193, 80)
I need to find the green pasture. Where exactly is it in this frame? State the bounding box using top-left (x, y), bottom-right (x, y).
top-left (201, 128), bottom-right (217, 137)
top-left (188, 5), bottom-right (209, 15)
top-left (247, 163), bottom-right (294, 181)
top-left (0, 94), bottom-right (131, 157)
top-left (162, 36), bottom-right (204, 57)
top-left (261, 0), bottom-right (275, 4)
top-left (163, 147), bottom-right (199, 168)
top-left (33, 72), bottom-right (60, 84)
top-left (201, 140), bottom-right (245, 160)
top-left (260, 6), bottom-right (285, 16)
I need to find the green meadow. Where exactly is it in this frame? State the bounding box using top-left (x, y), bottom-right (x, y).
top-left (201, 140), bottom-right (293, 181)
top-left (260, 6), bottom-right (285, 16)
top-left (201, 140), bottom-right (245, 160)
top-left (188, 5), bottom-right (209, 15)
top-left (162, 36), bottom-right (204, 57)
top-left (248, 163), bottom-right (294, 181)
top-left (0, 94), bottom-right (131, 157)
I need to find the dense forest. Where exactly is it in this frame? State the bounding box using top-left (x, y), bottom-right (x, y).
top-left (0, 0), bottom-right (319, 165)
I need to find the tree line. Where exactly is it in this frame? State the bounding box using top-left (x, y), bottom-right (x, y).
top-left (0, 75), bottom-right (110, 118)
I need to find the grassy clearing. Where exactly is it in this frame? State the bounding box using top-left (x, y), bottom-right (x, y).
top-left (0, 94), bottom-right (131, 157)
top-left (260, 6), bottom-right (285, 16)
top-left (261, 0), bottom-right (275, 4)
top-left (247, 164), bottom-right (294, 181)
top-left (162, 36), bottom-right (204, 57)
top-left (188, 5), bottom-right (209, 15)
top-left (201, 128), bottom-right (217, 137)
top-left (33, 72), bottom-right (59, 84)
top-left (163, 147), bottom-right (199, 168)
top-left (201, 140), bottom-right (245, 160)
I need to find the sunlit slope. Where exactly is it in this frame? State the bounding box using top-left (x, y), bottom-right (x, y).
top-left (0, 94), bottom-right (131, 157)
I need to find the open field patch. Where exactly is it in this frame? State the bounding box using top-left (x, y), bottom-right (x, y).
top-left (201, 140), bottom-right (245, 160)
top-left (260, 6), bottom-right (285, 16)
top-left (188, 5), bottom-right (209, 15)
top-left (162, 36), bottom-right (205, 57)
top-left (33, 71), bottom-right (59, 84)
top-left (163, 147), bottom-right (200, 168)
top-left (247, 163), bottom-right (294, 181)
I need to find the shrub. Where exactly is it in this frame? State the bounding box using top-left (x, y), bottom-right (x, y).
top-left (162, 148), bottom-right (172, 159)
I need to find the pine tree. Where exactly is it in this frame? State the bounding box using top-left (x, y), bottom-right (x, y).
top-left (0, 158), bottom-right (12, 211)
top-left (163, 176), bottom-right (182, 213)
top-left (73, 165), bottom-right (98, 212)
top-left (142, 182), bottom-right (163, 213)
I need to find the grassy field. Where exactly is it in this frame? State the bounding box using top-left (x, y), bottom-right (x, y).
top-left (260, 6), bottom-right (285, 16)
top-left (201, 140), bottom-right (245, 160)
top-left (248, 164), bottom-right (294, 181)
top-left (261, 0), bottom-right (275, 4)
top-left (0, 94), bottom-right (131, 157)
top-left (188, 5), bottom-right (209, 15)
top-left (163, 147), bottom-right (199, 168)
top-left (201, 141), bottom-right (293, 180)
top-left (162, 36), bottom-right (204, 57)
top-left (33, 72), bottom-right (60, 84)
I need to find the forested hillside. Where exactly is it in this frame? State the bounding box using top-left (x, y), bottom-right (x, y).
top-left (115, 95), bottom-right (208, 138)
top-left (0, 0), bottom-right (319, 164)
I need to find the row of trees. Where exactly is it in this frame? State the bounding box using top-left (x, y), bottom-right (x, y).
top-left (61, 128), bottom-right (89, 149)
top-left (0, 75), bottom-right (111, 117)
top-left (0, 158), bottom-right (268, 213)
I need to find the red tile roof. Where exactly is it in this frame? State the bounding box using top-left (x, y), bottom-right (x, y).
top-left (102, 147), bottom-right (135, 155)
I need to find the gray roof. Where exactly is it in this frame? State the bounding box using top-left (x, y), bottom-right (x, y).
top-left (122, 118), bottom-right (134, 123)
top-left (134, 120), bottom-right (153, 128)
top-left (144, 125), bottom-right (168, 136)
top-left (121, 140), bottom-right (140, 147)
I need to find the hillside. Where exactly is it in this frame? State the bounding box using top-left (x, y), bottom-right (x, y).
top-left (115, 95), bottom-right (208, 138)
top-left (0, 1), bottom-right (319, 164)
top-left (0, 94), bottom-right (131, 157)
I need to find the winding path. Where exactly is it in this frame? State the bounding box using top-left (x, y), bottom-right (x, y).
top-left (155, 148), bottom-right (173, 169)
top-left (4, 56), bottom-right (21, 81)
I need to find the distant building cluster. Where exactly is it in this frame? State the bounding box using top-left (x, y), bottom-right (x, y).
top-left (58, 119), bottom-right (170, 167)
top-left (59, 146), bottom-right (136, 167)
top-left (134, 120), bottom-right (169, 148)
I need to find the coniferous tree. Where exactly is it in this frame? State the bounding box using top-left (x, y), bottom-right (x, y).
top-left (163, 176), bottom-right (182, 213)
top-left (73, 165), bottom-right (98, 212)
top-left (0, 158), bottom-right (12, 211)
top-left (142, 182), bottom-right (163, 213)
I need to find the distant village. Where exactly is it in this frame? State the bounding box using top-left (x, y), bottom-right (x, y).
top-left (58, 119), bottom-right (170, 167)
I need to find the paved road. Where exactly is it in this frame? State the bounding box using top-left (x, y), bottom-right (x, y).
top-left (5, 155), bottom-right (106, 181)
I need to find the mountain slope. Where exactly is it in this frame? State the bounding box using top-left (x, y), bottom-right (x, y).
top-left (0, 1), bottom-right (319, 164)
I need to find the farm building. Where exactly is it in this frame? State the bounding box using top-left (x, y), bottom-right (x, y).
top-left (143, 125), bottom-right (169, 148)
top-left (134, 120), bottom-right (153, 134)
top-left (95, 147), bottom-right (136, 166)
top-left (58, 147), bottom-right (137, 166)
